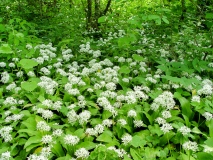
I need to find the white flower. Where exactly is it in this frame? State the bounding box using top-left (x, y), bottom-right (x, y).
top-left (78, 110), bottom-right (91, 125)
top-left (1, 151), bottom-right (11, 160)
top-left (1, 72), bottom-right (10, 83)
top-left (94, 124), bottom-right (104, 134)
top-left (41, 135), bottom-right (53, 144)
top-left (182, 141), bottom-right (198, 152)
top-left (162, 110), bottom-right (172, 119)
top-left (27, 71), bottom-right (36, 77)
top-left (118, 119), bottom-right (127, 126)
top-left (178, 126), bottom-right (191, 135)
top-left (121, 134), bottom-right (132, 145)
top-left (202, 112), bottom-right (213, 121)
top-left (74, 148), bottom-right (90, 159)
top-left (41, 110), bottom-right (53, 120)
top-left (9, 63), bottom-right (15, 68)
top-left (6, 82), bottom-right (16, 91)
top-left (36, 121), bottom-right (51, 131)
top-left (0, 62), bottom-right (6, 67)
top-left (155, 117), bottom-right (166, 125)
top-left (133, 120), bottom-right (144, 128)
top-left (53, 129), bottom-right (63, 137)
top-left (160, 123), bottom-right (173, 134)
top-left (102, 119), bottom-right (113, 127)
top-left (127, 110), bottom-right (137, 118)
top-left (16, 71), bottom-right (23, 77)
top-left (85, 128), bottom-right (97, 136)
top-left (203, 145), bottom-right (213, 153)
top-left (191, 95), bottom-right (200, 103)
top-left (64, 135), bottom-right (80, 146)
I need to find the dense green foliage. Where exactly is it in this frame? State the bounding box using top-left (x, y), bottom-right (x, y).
top-left (0, 0), bottom-right (213, 159)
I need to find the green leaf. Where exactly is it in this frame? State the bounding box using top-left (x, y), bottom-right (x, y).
top-left (77, 141), bottom-right (97, 150)
top-left (0, 44), bottom-right (13, 54)
top-left (130, 148), bottom-right (142, 160)
top-left (24, 136), bottom-right (42, 150)
top-left (52, 142), bottom-right (65, 157)
top-left (98, 16), bottom-right (107, 23)
top-left (119, 66), bottom-right (131, 74)
top-left (205, 138), bottom-right (213, 147)
top-left (96, 132), bottom-right (112, 143)
top-left (19, 59), bottom-right (38, 69)
top-left (197, 152), bottom-right (213, 160)
top-left (206, 13), bottom-right (213, 19)
top-left (131, 135), bottom-right (146, 147)
top-left (21, 117), bottom-right (36, 130)
top-left (21, 78), bottom-right (39, 92)
top-left (132, 54), bottom-right (144, 61)
top-left (162, 17), bottom-right (169, 24)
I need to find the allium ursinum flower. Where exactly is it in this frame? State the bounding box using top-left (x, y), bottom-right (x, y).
top-left (38, 76), bottom-right (58, 95)
top-left (40, 67), bottom-right (51, 75)
top-left (151, 91), bottom-right (175, 111)
top-left (178, 126), bottom-right (191, 135)
top-left (127, 110), bottom-right (137, 118)
top-left (27, 154), bottom-right (48, 160)
top-left (67, 110), bottom-right (78, 123)
top-left (133, 120), bottom-right (144, 128)
top-left (5, 114), bottom-right (24, 122)
top-left (191, 95), bottom-right (200, 103)
top-left (121, 134), bottom-right (132, 145)
top-left (182, 141), bottom-right (198, 152)
top-left (145, 77), bottom-right (157, 84)
top-left (3, 97), bottom-right (17, 106)
top-left (40, 146), bottom-right (51, 157)
top-left (41, 135), bottom-right (53, 144)
top-left (53, 129), bottom-right (63, 137)
top-left (0, 151), bottom-right (11, 160)
top-left (56, 68), bottom-right (67, 76)
top-left (108, 147), bottom-right (127, 158)
top-left (85, 128), bottom-right (97, 136)
top-left (203, 145), bottom-right (213, 153)
top-left (64, 134), bottom-right (80, 146)
top-left (0, 62), bottom-right (6, 67)
top-left (125, 95), bottom-right (137, 104)
top-left (102, 119), bottom-right (113, 127)
top-left (40, 109), bottom-right (54, 120)
top-left (202, 112), bottom-right (213, 121)
top-left (162, 110), bottom-right (172, 119)
top-left (100, 91), bottom-right (117, 99)
top-left (78, 110), bottom-right (91, 125)
top-left (78, 100), bottom-right (86, 108)
top-left (160, 123), bottom-right (173, 134)
top-left (116, 95), bottom-right (125, 102)
top-left (1, 71), bottom-right (10, 83)
top-left (134, 90), bottom-right (148, 100)
top-left (36, 121), bottom-right (51, 131)
top-left (74, 148), bottom-right (90, 159)
top-left (122, 78), bottom-right (129, 83)
top-left (6, 82), bottom-right (16, 91)
top-left (9, 62), bottom-right (15, 68)
top-left (42, 99), bottom-right (53, 108)
top-left (197, 84), bottom-right (213, 95)
top-left (208, 63), bottom-right (213, 68)
top-left (94, 124), bottom-right (104, 134)
top-left (118, 119), bottom-right (127, 126)
top-left (27, 71), bottom-right (36, 77)
top-left (0, 126), bottom-right (13, 142)
top-left (52, 101), bottom-right (62, 111)
top-left (16, 71), bottom-right (23, 77)
top-left (118, 57), bottom-right (125, 62)
top-left (67, 104), bottom-right (76, 110)
top-left (26, 44), bottom-right (33, 49)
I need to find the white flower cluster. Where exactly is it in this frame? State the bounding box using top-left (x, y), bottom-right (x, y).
top-left (121, 134), bottom-right (132, 145)
top-left (197, 79), bottom-right (213, 96)
top-left (160, 123), bottom-right (173, 134)
top-left (62, 48), bottom-right (73, 62)
top-left (74, 148), bottom-right (90, 159)
top-left (97, 97), bottom-right (117, 116)
top-left (0, 126), bottom-right (13, 142)
top-left (202, 112), bottom-right (213, 121)
top-left (64, 134), bottom-right (80, 145)
top-left (37, 108), bottom-right (54, 120)
top-left (0, 62), bottom-right (6, 67)
top-left (1, 71), bottom-right (10, 83)
top-left (36, 121), bottom-right (51, 131)
top-left (191, 95), bottom-right (200, 103)
top-left (108, 146), bottom-right (127, 158)
top-left (3, 97), bottom-right (18, 106)
top-left (38, 76), bottom-right (58, 95)
top-left (182, 141), bottom-right (198, 152)
top-left (151, 91), bottom-right (175, 111)
top-left (79, 42), bottom-right (101, 58)
top-left (178, 126), bottom-right (191, 135)
top-left (5, 113), bottom-right (24, 123)
top-left (27, 154), bottom-right (48, 160)
top-left (0, 151), bottom-right (11, 160)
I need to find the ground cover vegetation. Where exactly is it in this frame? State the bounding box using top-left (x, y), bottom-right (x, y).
top-left (0, 0), bottom-right (213, 159)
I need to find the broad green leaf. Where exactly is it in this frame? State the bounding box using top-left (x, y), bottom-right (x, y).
top-left (24, 136), bottom-right (42, 150)
top-left (21, 79), bottom-right (39, 92)
top-left (130, 148), bottom-right (142, 160)
top-left (119, 66), bottom-right (131, 74)
top-left (197, 152), bottom-right (213, 160)
top-left (98, 16), bottom-right (107, 23)
top-left (77, 141), bottom-right (97, 150)
top-left (206, 13), bottom-right (213, 19)
top-left (132, 54), bottom-right (144, 61)
top-left (0, 44), bottom-right (13, 54)
top-left (21, 117), bottom-right (36, 130)
top-left (56, 154), bottom-right (71, 160)
top-left (52, 142), bottom-right (65, 157)
top-left (96, 132), bottom-right (112, 143)
top-left (205, 138), bottom-right (213, 147)
top-left (162, 17), bottom-right (169, 24)
top-left (19, 59), bottom-right (38, 69)
top-left (131, 135), bottom-right (146, 147)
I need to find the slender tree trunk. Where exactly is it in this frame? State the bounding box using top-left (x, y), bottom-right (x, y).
top-left (86, 0), bottom-right (92, 29)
